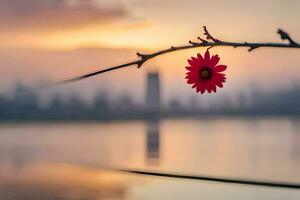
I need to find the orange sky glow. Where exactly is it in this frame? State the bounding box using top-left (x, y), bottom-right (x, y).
top-left (1, 0), bottom-right (300, 103)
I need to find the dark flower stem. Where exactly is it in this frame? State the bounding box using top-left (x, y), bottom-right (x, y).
top-left (61, 26), bottom-right (300, 84)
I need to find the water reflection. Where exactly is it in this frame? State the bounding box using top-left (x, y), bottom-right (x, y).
top-left (1, 118), bottom-right (300, 181)
top-left (289, 118), bottom-right (300, 158)
top-left (146, 120), bottom-right (160, 165)
top-left (0, 163), bottom-right (128, 200)
top-left (1, 118), bottom-right (300, 199)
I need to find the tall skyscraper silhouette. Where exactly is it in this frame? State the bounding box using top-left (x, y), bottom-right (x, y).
top-left (146, 72), bottom-right (160, 112)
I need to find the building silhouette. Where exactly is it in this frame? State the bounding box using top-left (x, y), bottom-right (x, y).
top-left (146, 72), bottom-right (160, 112)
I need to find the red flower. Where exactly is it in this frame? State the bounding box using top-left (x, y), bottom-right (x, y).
top-left (185, 50), bottom-right (227, 94)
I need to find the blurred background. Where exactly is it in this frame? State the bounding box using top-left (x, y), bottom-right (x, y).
top-left (1, 0), bottom-right (300, 199)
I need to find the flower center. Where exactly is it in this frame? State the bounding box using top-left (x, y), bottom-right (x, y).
top-left (199, 66), bottom-right (212, 80)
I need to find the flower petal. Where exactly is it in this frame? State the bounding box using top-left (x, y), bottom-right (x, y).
top-left (204, 50), bottom-right (210, 62)
top-left (210, 55), bottom-right (220, 66)
top-left (196, 85), bottom-right (201, 93)
top-left (199, 82), bottom-right (206, 94)
top-left (206, 82), bottom-right (212, 93)
top-left (215, 65), bottom-right (227, 72)
top-left (216, 82), bottom-right (223, 88)
top-left (197, 53), bottom-right (204, 61)
top-left (211, 85), bottom-right (217, 92)
top-left (187, 79), bottom-right (195, 84)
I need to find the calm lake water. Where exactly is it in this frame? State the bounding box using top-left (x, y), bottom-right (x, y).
top-left (1, 117), bottom-right (300, 199)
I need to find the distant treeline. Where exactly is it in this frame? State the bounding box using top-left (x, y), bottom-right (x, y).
top-left (0, 85), bottom-right (300, 121)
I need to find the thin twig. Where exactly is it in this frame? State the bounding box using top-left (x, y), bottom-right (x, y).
top-left (203, 25), bottom-right (222, 43)
top-left (60, 26), bottom-right (300, 84)
top-left (278, 29), bottom-right (298, 45)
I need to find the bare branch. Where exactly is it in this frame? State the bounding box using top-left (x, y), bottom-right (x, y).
top-left (60, 26), bottom-right (300, 84)
top-left (248, 46), bottom-right (259, 52)
top-left (278, 29), bottom-right (298, 45)
top-left (60, 61), bottom-right (141, 84)
top-left (189, 40), bottom-right (200, 46)
top-left (197, 37), bottom-right (208, 44)
top-left (244, 42), bottom-right (260, 52)
top-left (203, 26), bottom-right (222, 43)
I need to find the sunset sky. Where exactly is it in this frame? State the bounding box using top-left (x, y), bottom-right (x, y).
top-left (1, 0), bottom-right (300, 104)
